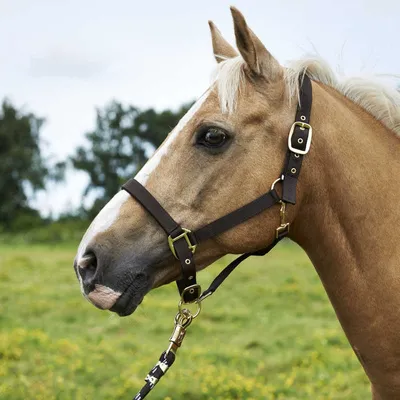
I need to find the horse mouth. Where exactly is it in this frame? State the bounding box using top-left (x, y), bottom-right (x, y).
top-left (109, 279), bottom-right (149, 317)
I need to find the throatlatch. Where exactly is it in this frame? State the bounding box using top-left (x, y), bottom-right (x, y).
top-left (122, 75), bottom-right (313, 399)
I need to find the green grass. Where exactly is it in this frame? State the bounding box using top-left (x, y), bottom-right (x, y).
top-left (0, 242), bottom-right (369, 399)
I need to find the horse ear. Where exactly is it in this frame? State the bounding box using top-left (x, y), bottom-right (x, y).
top-left (230, 7), bottom-right (282, 80)
top-left (208, 20), bottom-right (238, 63)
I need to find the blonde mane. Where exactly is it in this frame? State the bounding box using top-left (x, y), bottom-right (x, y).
top-left (213, 55), bottom-right (400, 136)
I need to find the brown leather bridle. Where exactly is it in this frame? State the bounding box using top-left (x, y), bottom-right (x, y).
top-left (122, 75), bottom-right (312, 304)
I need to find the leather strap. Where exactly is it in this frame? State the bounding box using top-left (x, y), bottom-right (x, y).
top-left (122, 179), bottom-right (180, 235)
top-left (192, 189), bottom-right (280, 244)
top-left (199, 236), bottom-right (282, 301)
top-left (282, 75), bottom-right (312, 204)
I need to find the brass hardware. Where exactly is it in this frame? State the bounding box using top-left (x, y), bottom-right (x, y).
top-left (270, 175), bottom-right (284, 191)
top-left (180, 284), bottom-right (201, 304)
top-left (165, 283), bottom-right (215, 356)
top-left (178, 300), bottom-right (201, 319)
top-left (276, 201), bottom-right (290, 239)
top-left (167, 309), bottom-right (192, 355)
top-left (288, 121), bottom-right (313, 155)
top-left (280, 201), bottom-right (286, 222)
top-left (276, 225), bottom-right (289, 238)
top-left (167, 292), bottom-right (202, 355)
top-left (168, 228), bottom-right (197, 259)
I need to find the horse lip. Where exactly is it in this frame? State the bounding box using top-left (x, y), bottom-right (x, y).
top-left (109, 281), bottom-right (146, 317)
top-left (87, 284), bottom-right (122, 310)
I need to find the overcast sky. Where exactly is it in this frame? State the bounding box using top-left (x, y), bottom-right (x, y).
top-left (1, 0), bottom-right (400, 215)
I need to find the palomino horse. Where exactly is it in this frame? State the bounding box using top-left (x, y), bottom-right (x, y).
top-left (74, 7), bottom-right (400, 399)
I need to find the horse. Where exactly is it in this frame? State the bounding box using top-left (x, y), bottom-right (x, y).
top-left (73, 7), bottom-right (400, 399)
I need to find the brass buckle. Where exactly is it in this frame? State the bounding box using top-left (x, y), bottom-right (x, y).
top-left (288, 121), bottom-right (313, 155)
top-left (276, 201), bottom-right (290, 239)
top-left (168, 228), bottom-right (197, 259)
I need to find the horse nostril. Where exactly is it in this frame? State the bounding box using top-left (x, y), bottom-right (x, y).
top-left (78, 253), bottom-right (98, 287)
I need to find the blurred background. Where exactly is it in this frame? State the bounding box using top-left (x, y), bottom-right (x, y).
top-left (1, 1), bottom-right (399, 399)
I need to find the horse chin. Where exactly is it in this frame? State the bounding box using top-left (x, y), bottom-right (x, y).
top-left (109, 288), bottom-right (144, 317)
top-left (109, 275), bottom-right (152, 317)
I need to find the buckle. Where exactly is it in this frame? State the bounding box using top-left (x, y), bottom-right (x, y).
top-left (276, 224), bottom-right (290, 239)
top-left (168, 228), bottom-right (197, 259)
top-left (288, 121), bottom-right (312, 155)
top-left (179, 284), bottom-right (202, 306)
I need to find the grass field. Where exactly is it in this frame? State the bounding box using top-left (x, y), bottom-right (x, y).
top-left (0, 241), bottom-right (369, 399)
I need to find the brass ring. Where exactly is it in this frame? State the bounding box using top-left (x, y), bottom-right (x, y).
top-left (178, 300), bottom-right (201, 319)
top-left (271, 176), bottom-right (284, 191)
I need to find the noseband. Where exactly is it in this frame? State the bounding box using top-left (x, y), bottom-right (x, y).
top-left (122, 75), bottom-right (312, 399)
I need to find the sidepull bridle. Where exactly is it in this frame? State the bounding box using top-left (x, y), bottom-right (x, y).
top-left (122, 75), bottom-right (313, 399)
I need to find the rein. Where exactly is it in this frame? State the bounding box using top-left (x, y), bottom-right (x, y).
top-left (122, 75), bottom-right (313, 399)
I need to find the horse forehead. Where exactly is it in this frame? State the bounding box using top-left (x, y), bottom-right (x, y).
top-left (135, 88), bottom-right (214, 185)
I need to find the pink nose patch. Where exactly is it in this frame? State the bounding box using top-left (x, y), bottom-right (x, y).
top-left (87, 284), bottom-right (122, 309)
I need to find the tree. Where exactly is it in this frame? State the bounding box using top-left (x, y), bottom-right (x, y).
top-left (71, 100), bottom-right (192, 218)
top-left (0, 100), bottom-right (64, 229)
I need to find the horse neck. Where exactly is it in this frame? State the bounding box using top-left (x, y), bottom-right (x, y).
top-left (290, 81), bottom-right (400, 395)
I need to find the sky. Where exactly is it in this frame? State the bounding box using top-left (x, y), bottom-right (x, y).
top-left (1, 0), bottom-right (400, 215)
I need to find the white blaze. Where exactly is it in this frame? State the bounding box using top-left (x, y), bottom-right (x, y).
top-left (135, 90), bottom-right (210, 184)
top-left (76, 90), bottom-right (210, 262)
top-left (76, 190), bottom-right (130, 260)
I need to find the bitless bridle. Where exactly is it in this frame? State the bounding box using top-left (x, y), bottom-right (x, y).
top-left (122, 75), bottom-right (313, 399)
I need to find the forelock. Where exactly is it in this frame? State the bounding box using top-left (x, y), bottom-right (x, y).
top-left (212, 56), bottom-right (246, 114)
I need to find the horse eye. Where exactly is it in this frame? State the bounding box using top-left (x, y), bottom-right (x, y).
top-left (198, 127), bottom-right (228, 148)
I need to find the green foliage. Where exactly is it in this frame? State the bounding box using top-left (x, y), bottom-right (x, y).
top-left (0, 243), bottom-right (369, 399)
top-left (0, 100), bottom-right (65, 230)
top-left (70, 101), bottom-right (192, 218)
top-left (0, 96), bottom-right (194, 230)
top-left (0, 219), bottom-right (89, 245)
